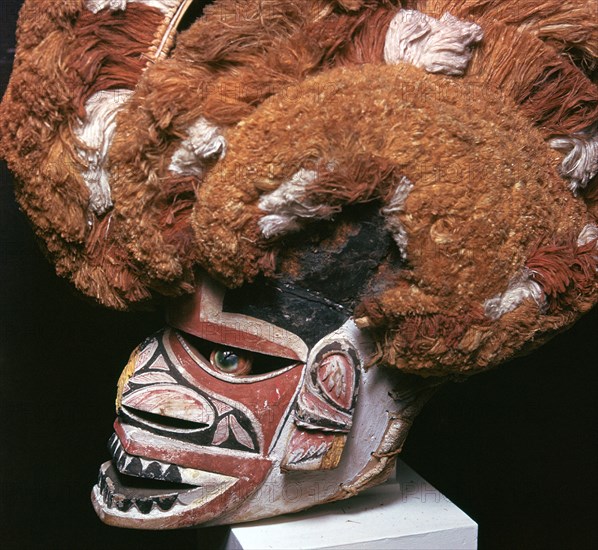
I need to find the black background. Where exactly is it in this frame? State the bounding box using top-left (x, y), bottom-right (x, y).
top-left (1, 2), bottom-right (596, 548)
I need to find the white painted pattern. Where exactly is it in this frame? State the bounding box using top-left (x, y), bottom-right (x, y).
top-left (122, 384), bottom-right (217, 429)
top-left (210, 320), bottom-right (411, 525)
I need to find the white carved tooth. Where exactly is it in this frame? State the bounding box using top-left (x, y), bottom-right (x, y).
top-left (384, 10), bottom-right (483, 76)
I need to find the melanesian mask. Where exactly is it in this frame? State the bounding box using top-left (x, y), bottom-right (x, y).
top-left (1, 0), bottom-right (596, 529)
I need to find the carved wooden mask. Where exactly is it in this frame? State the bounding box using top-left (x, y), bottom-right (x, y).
top-left (1, 0), bottom-right (596, 533)
top-left (92, 216), bottom-right (436, 528)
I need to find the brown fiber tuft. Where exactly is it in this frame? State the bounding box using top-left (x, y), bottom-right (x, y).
top-left (527, 238), bottom-right (598, 312)
top-left (106, 0), bottom-right (403, 301)
top-left (193, 63), bottom-right (595, 375)
top-left (0, 2), bottom-right (167, 308)
top-left (410, 0), bottom-right (598, 77)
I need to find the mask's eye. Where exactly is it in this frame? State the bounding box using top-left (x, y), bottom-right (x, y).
top-left (210, 348), bottom-right (253, 376)
top-left (183, 333), bottom-right (297, 376)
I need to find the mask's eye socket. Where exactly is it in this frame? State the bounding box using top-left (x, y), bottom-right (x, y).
top-left (182, 333), bottom-right (298, 377)
top-left (210, 348), bottom-right (253, 376)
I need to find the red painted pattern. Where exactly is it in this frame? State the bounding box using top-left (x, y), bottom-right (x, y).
top-left (169, 331), bottom-right (304, 453)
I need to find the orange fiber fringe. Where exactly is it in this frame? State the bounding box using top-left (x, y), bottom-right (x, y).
top-left (84, 214), bottom-right (154, 307)
top-left (303, 154), bottom-right (403, 206)
top-left (410, 0), bottom-right (598, 134)
top-left (105, 1), bottom-right (404, 300)
top-left (309, 6), bottom-right (398, 67)
top-left (467, 21), bottom-right (598, 136)
top-left (0, 2), bottom-right (166, 309)
top-left (13, 0), bottom-right (85, 58)
top-left (410, 0), bottom-right (598, 76)
top-left (526, 238), bottom-right (598, 312)
top-left (398, 308), bottom-right (488, 350)
top-left (69, 4), bottom-right (166, 116)
top-left (156, 175), bottom-right (199, 264)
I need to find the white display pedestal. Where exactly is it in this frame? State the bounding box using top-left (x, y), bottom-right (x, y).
top-left (224, 460), bottom-right (477, 550)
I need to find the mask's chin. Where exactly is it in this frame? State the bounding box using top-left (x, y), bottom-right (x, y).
top-left (91, 433), bottom-right (241, 529)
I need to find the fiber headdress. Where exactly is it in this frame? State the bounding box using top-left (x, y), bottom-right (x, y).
top-left (1, 0), bottom-right (596, 376)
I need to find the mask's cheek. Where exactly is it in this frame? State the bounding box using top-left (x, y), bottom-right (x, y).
top-left (95, 328), bottom-right (310, 528)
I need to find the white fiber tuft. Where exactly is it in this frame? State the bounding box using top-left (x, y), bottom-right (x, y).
top-left (550, 126), bottom-right (598, 193)
top-left (577, 224), bottom-right (598, 247)
top-left (257, 214), bottom-right (303, 238)
top-left (75, 89), bottom-right (133, 216)
top-left (86, 0), bottom-right (182, 14)
top-left (484, 269), bottom-right (546, 321)
top-left (258, 168), bottom-right (337, 239)
top-left (381, 176), bottom-right (414, 258)
top-left (169, 118), bottom-right (227, 178)
top-left (86, 0), bottom-right (128, 13)
top-left (577, 224), bottom-right (598, 268)
top-left (132, 0), bottom-right (182, 14)
top-left (384, 9), bottom-right (483, 76)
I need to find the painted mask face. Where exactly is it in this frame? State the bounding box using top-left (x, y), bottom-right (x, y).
top-left (92, 272), bottom-right (434, 529)
top-left (92, 210), bottom-right (438, 529)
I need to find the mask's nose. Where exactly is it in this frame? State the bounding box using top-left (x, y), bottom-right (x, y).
top-left (120, 386), bottom-right (216, 432)
top-left (115, 341), bottom-right (215, 433)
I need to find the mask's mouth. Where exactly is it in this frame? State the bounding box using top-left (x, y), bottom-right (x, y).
top-left (92, 433), bottom-right (238, 528)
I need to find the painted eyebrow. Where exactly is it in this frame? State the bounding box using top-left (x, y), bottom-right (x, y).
top-left (167, 275), bottom-right (309, 362)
